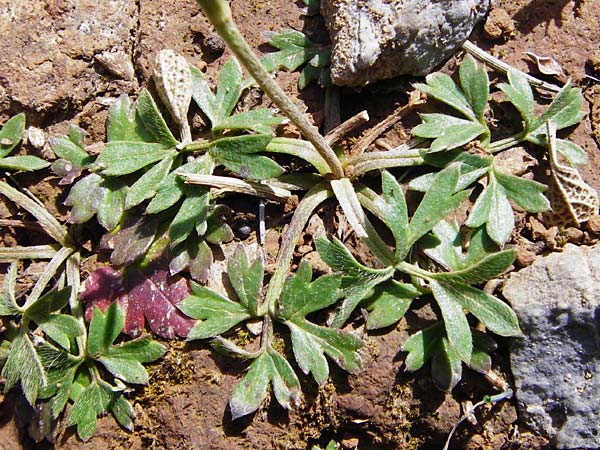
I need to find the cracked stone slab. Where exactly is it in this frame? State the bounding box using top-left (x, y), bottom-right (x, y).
top-left (503, 244), bottom-right (600, 449)
top-left (321, 0), bottom-right (490, 86)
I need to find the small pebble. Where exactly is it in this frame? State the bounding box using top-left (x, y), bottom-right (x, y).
top-left (237, 224), bottom-right (251, 238)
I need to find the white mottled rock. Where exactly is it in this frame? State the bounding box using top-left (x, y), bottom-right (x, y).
top-left (503, 244), bottom-right (600, 449)
top-left (321, 0), bottom-right (490, 86)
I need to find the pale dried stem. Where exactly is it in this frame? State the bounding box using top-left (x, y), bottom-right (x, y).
top-left (325, 110), bottom-right (370, 145)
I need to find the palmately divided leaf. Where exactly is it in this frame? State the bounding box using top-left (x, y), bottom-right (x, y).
top-left (97, 141), bottom-right (175, 176)
top-left (363, 280), bottom-right (419, 330)
top-left (407, 164), bottom-right (469, 249)
top-left (178, 284), bottom-right (251, 340)
top-left (67, 380), bottom-right (111, 441)
top-left (432, 279), bottom-right (522, 337)
top-left (315, 237), bottom-right (394, 327)
top-left (527, 80), bottom-right (585, 138)
top-left (278, 261), bottom-right (342, 320)
top-left (494, 169), bottom-right (550, 213)
top-left (465, 173), bottom-right (514, 246)
top-left (458, 54), bottom-right (489, 121)
top-left (413, 114), bottom-right (487, 153)
top-left (135, 89), bottom-right (179, 147)
top-left (229, 347), bottom-right (301, 420)
top-left (414, 72), bottom-right (475, 121)
top-left (209, 134), bottom-right (282, 179)
top-left (261, 30), bottom-right (321, 73)
top-left (430, 280), bottom-right (472, 362)
top-left (228, 245), bottom-right (263, 317)
top-left (278, 262), bottom-right (362, 384)
top-left (498, 69), bottom-right (535, 130)
top-left (431, 336), bottom-right (463, 391)
top-left (2, 330), bottom-right (47, 405)
top-left (101, 336), bottom-right (166, 384)
top-left (107, 94), bottom-right (154, 143)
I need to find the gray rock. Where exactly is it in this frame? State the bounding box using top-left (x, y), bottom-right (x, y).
top-left (320, 0), bottom-right (490, 86)
top-left (503, 244), bottom-right (600, 449)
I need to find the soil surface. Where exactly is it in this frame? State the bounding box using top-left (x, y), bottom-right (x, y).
top-left (1, 0), bottom-right (599, 449)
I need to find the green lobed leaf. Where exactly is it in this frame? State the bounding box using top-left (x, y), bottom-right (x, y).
top-left (414, 73), bottom-right (475, 121)
top-left (87, 303), bottom-right (125, 357)
top-left (528, 80), bottom-right (585, 137)
top-left (229, 347), bottom-right (301, 420)
top-left (190, 64), bottom-right (218, 124)
top-left (213, 58), bottom-right (244, 122)
top-left (316, 237), bottom-right (394, 327)
top-left (212, 109), bottom-right (285, 135)
top-left (407, 164), bottom-right (469, 249)
top-left (0, 113), bottom-right (25, 158)
top-left (278, 261), bottom-right (342, 320)
top-left (431, 336), bottom-right (463, 391)
top-left (430, 280), bottom-right (473, 362)
top-left (209, 134), bottom-right (283, 179)
top-left (168, 186), bottom-right (210, 248)
top-left (124, 151), bottom-right (176, 209)
top-left (497, 69), bottom-right (535, 130)
top-left (97, 141), bottom-right (174, 176)
top-left (363, 280), bottom-right (419, 330)
top-left (465, 173), bottom-right (514, 246)
top-left (227, 245), bottom-right (263, 317)
top-left (458, 54), bottom-right (489, 121)
top-left (402, 322), bottom-right (444, 371)
top-left (146, 155), bottom-right (214, 215)
top-left (494, 169), bottom-right (550, 213)
top-left (67, 380), bottom-right (111, 441)
top-left (178, 285), bottom-right (251, 340)
top-left (432, 280), bottom-right (522, 337)
top-left (49, 135), bottom-right (94, 167)
top-left (100, 336), bottom-right (165, 384)
top-left (107, 94), bottom-right (154, 143)
top-left (135, 89), bottom-right (178, 146)
top-left (278, 262), bottom-right (362, 384)
top-left (260, 30), bottom-right (320, 73)
top-left (2, 330), bottom-right (47, 405)
top-left (286, 319), bottom-right (362, 385)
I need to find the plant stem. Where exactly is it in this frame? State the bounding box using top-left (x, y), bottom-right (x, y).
top-left (462, 41), bottom-right (561, 93)
top-left (195, 0), bottom-right (344, 179)
top-left (486, 131), bottom-right (526, 153)
top-left (263, 183), bottom-right (332, 316)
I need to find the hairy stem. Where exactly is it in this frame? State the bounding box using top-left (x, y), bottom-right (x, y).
top-left (195, 0), bottom-right (344, 178)
top-left (263, 183), bottom-right (333, 316)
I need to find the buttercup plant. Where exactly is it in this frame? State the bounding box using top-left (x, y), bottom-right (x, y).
top-left (0, 0), bottom-right (594, 441)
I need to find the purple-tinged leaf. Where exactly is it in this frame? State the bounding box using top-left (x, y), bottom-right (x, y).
top-left (101, 215), bottom-right (159, 267)
top-left (81, 264), bottom-right (194, 339)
